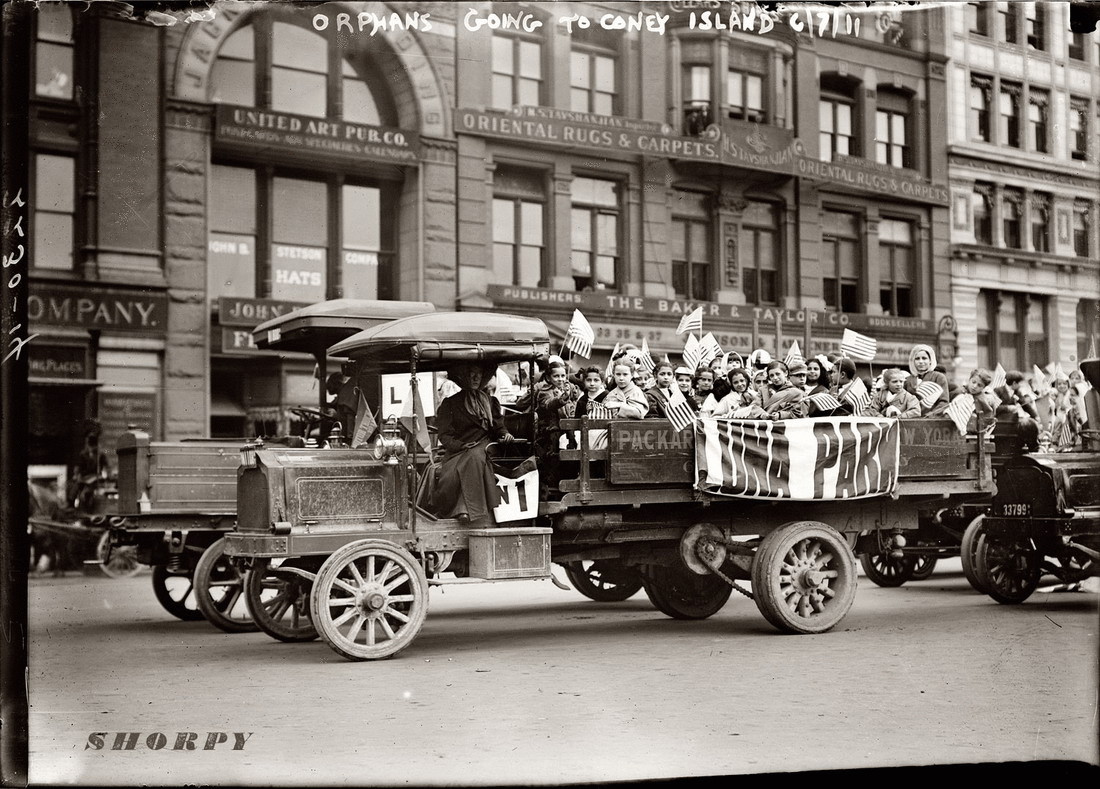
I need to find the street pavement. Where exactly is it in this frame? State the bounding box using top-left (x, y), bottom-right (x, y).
top-left (22, 559), bottom-right (1100, 786)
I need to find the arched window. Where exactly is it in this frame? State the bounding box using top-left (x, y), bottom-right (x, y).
top-left (209, 15), bottom-right (385, 125)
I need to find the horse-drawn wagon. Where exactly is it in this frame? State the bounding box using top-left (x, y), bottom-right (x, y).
top-left (222, 311), bottom-right (995, 660)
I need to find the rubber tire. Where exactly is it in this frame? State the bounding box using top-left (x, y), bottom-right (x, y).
top-left (641, 563), bottom-right (733, 620)
top-left (909, 556), bottom-right (938, 581)
top-left (245, 558), bottom-right (319, 643)
top-left (151, 564), bottom-right (204, 621)
top-left (194, 538), bottom-right (258, 633)
top-left (960, 515), bottom-right (990, 594)
top-left (310, 540), bottom-right (429, 661)
top-left (563, 560), bottom-right (644, 602)
top-left (975, 532), bottom-right (1041, 604)
top-left (859, 551), bottom-right (917, 587)
top-left (752, 521), bottom-right (858, 635)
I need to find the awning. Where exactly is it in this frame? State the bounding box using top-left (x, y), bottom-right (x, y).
top-left (210, 393), bottom-right (246, 417)
top-left (29, 377), bottom-right (105, 387)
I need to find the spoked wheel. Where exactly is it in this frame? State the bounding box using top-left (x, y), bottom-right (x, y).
top-left (151, 563), bottom-right (203, 621)
top-left (96, 532), bottom-right (143, 579)
top-left (310, 540), bottom-right (429, 661)
top-left (975, 532), bottom-right (1041, 604)
top-left (563, 560), bottom-right (643, 602)
top-left (960, 514), bottom-right (989, 594)
top-left (859, 551), bottom-right (917, 587)
top-left (910, 555), bottom-right (938, 581)
top-left (194, 538), bottom-right (258, 633)
top-left (245, 558), bottom-right (318, 642)
top-left (642, 562), bottom-right (732, 620)
top-left (752, 521), bottom-right (858, 634)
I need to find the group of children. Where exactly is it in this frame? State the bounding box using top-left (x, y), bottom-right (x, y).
top-left (502, 341), bottom-right (1091, 454)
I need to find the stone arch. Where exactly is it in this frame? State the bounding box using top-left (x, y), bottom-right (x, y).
top-left (172, 1), bottom-right (447, 137)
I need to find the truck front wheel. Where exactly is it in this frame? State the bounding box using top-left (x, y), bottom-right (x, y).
top-left (752, 521), bottom-right (858, 634)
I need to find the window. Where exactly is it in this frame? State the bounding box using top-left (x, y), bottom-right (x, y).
top-left (683, 65), bottom-right (712, 135)
top-left (973, 183), bottom-right (994, 244)
top-left (1073, 202), bottom-right (1091, 257)
top-left (34, 1), bottom-right (73, 99)
top-left (822, 210), bottom-right (860, 313)
top-left (970, 75), bottom-right (991, 142)
top-left (977, 291), bottom-right (1048, 371)
top-left (570, 27), bottom-right (617, 115)
top-left (208, 165), bottom-right (395, 303)
top-left (570, 177), bottom-right (619, 291)
top-left (1077, 299), bottom-right (1099, 363)
top-left (1027, 89), bottom-right (1048, 153)
top-left (210, 16), bottom-right (386, 125)
top-left (1030, 194), bottom-right (1050, 253)
top-left (671, 192), bottom-right (711, 301)
top-left (32, 153), bottom-right (75, 270)
top-left (875, 90), bottom-right (910, 168)
top-left (820, 98), bottom-right (854, 160)
top-left (967, 3), bottom-right (990, 36)
top-left (727, 70), bottom-right (764, 123)
top-left (999, 3), bottom-right (1019, 43)
top-left (491, 26), bottom-right (543, 109)
top-left (1002, 189), bottom-right (1022, 249)
top-left (1070, 98), bottom-right (1089, 161)
top-left (879, 219), bottom-right (914, 317)
top-left (1069, 31), bottom-right (1087, 60)
top-left (741, 202), bottom-right (779, 305)
top-left (492, 169), bottom-right (545, 287)
top-left (999, 82), bottom-right (1021, 148)
top-left (1025, 2), bottom-right (1045, 50)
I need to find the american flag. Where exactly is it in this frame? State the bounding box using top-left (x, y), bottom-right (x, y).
top-left (682, 334), bottom-right (702, 371)
top-left (915, 381), bottom-right (944, 409)
top-left (604, 342), bottom-right (620, 380)
top-left (350, 390), bottom-right (378, 447)
top-left (1057, 416), bottom-right (1077, 448)
top-left (665, 385), bottom-right (697, 432)
top-left (586, 401), bottom-right (614, 420)
top-left (699, 332), bottom-right (723, 366)
top-left (840, 377), bottom-right (871, 415)
top-left (840, 328), bottom-right (877, 362)
top-left (1031, 365), bottom-right (1048, 395)
top-left (991, 363), bottom-right (1007, 390)
top-left (676, 306), bottom-right (703, 336)
top-left (946, 394), bottom-right (976, 435)
top-left (638, 338), bottom-right (656, 373)
top-left (808, 392), bottom-right (842, 412)
top-left (564, 309), bottom-right (595, 358)
top-left (783, 341), bottom-right (804, 368)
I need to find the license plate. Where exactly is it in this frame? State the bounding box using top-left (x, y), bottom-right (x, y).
top-left (995, 502), bottom-right (1031, 517)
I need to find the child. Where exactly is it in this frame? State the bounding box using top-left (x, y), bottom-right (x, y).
top-left (761, 360), bottom-right (805, 420)
top-left (711, 368), bottom-right (762, 417)
top-left (866, 368), bottom-right (921, 418)
top-left (674, 366), bottom-right (698, 411)
top-left (645, 361), bottom-right (677, 419)
top-left (575, 365), bottom-right (608, 418)
top-left (961, 367), bottom-right (997, 433)
top-left (602, 361), bottom-right (649, 418)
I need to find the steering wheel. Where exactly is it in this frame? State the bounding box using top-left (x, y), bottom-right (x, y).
top-left (289, 407), bottom-right (328, 422)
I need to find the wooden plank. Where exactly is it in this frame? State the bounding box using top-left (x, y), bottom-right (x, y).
top-left (606, 422), bottom-right (694, 485)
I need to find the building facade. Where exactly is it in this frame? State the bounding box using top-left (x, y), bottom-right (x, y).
top-left (22, 1), bottom-right (1099, 470)
top-left (946, 1), bottom-right (1100, 374)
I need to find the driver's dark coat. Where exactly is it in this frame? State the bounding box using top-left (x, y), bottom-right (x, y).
top-left (433, 392), bottom-right (509, 520)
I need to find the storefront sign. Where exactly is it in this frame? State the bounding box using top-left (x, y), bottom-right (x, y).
top-left (99, 390), bottom-right (158, 465)
top-left (215, 105), bottom-right (420, 164)
top-left (29, 345), bottom-right (87, 379)
top-left (270, 244), bottom-right (326, 303)
top-left (797, 155), bottom-right (950, 206)
top-left (28, 284), bottom-right (167, 335)
top-left (217, 297), bottom-right (308, 328)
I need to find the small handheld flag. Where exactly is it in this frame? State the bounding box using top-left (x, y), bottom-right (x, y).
top-left (639, 338), bottom-right (656, 373)
top-left (586, 401), bottom-right (614, 420)
top-left (682, 334), bottom-right (702, 372)
top-left (840, 328), bottom-right (877, 362)
top-left (946, 394), bottom-right (976, 435)
top-left (351, 390), bottom-right (378, 447)
top-left (665, 385), bottom-right (697, 432)
top-left (915, 381), bottom-right (944, 409)
top-left (564, 309), bottom-right (595, 358)
top-left (840, 377), bottom-right (871, 415)
top-left (808, 392), bottom-right (842, 412)
top-left (676, 306), bottom-right (703, 336)
top-left (783, 341), bottom-right (804, 368)
top-left (991, 363), bottom-right (1007, 391)
top-left (604, 342), bottom-right (621, 380)
top-left (699, 332), bottom-right (723, 366)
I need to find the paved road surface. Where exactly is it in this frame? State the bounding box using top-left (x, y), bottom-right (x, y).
top-left (25, 560), bottom-right (1100, 785)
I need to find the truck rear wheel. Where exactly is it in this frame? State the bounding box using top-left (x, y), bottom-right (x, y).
top-left (642, 562), bottom-right (732, 619)
top-left (194, 537), bottom-right (258, 633)
top-left (310, 540), bottom-right (429, 661)
top-left (245, 558), bottom-right (318, 642)
top-left (563, 560), bottom-right (643, 602)
top-left (151, 563), bottom-right (203, 621)
top-left (974, 532), bottom-right (1041, 604)
top-left (859, 551), bottom-right (917, 587)
top-left (752, 521), bottom-right (857, 634)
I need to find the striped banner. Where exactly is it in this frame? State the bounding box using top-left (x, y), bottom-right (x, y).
top-left (699, 332), bottom-right (723, 366)
top-left (682, 334), bottom-right (702, 372)
top-left (695, 416), bottom-right (900, 500)
top-left (840, 328), bottom-right (877, 362)
top-left (638, 338), bottom-right (656, 373)
top-left (586, 402), bottom-right (614, 420)
top-left (783, 341), bottom-right (804, 368)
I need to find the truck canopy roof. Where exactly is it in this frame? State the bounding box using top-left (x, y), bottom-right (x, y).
top-left (252, 299), bottom-right (436, 355)
top-left (328, 311), bottom-right (550, 371)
